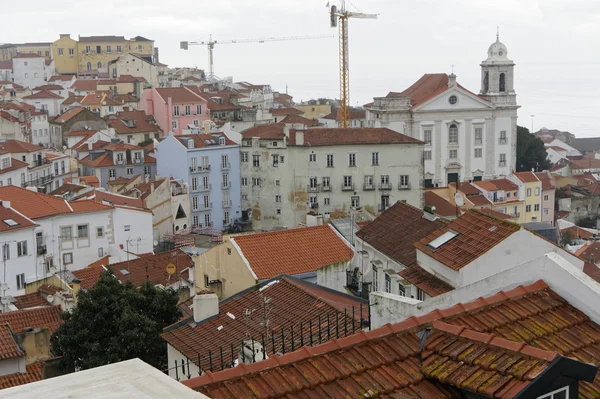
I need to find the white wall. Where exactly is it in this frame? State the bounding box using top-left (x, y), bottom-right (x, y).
top-left (12, 57), bottom-right (46, 89)
top-left (31, 114), bottom-right (51, 148)
top-left (0, 226), bottom-right (37, 296)
top-left (111, 207), bottom-right (154, 258)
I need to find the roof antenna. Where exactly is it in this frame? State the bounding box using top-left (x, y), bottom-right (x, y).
top-left (496, 26), bottom-right (500, 41)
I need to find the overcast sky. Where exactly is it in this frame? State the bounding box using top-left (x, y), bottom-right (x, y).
top-left (4, 0), bottom-right (600, 136)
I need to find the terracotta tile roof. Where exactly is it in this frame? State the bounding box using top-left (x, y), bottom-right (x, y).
top-left (576, 241), bottom-right (600, 263)
top-left (176, 134), bottom-right (236, 149)
top-left (398, 264), bottom-right (454, 297)
top-left (240, 123), bottom-right (286, 140)
top-left (0, 324), bottom-right (24, 360)
top-left (0, 139), bottom-right (44, 153)
top-left (0, 186), bottom-right (71, 219)
top-left (231, 225), bottom-right (354, 279)
top-left (49, 75), bottom-right (73, 82)
top-left (0, 305), bottom-right (62, 334)
top-left (107, 249), bottom-right (192, 288)
top-left (0, 362), bottom-right (42, 389)
top-left (472, 178), bottom-right (519, 192)
top-left (78, 153), bottom-right (114, 167)
top-left (0, 61), bottom-right (12, 69)
top-left (424, 191), bottom-right (458, 217)
top-left (468, 194), bottom-right (492, 206)
top-left (570, 157), bottom-right (600, 170)
top-left (280, 113), bottom-right (319, 126)
top-left (117, 74), bottom-right (138, 83)
top-left (477, 207), bottom-right (514, 220)
top-left (97, 79), bottom-right (116, 86)
top-left (69, 199), bottom-right (113, 214)
top-left (0, 206), bottom-right (36, 233)
top-left (289, 128), bottom-right (423, 146)
top-left (513, 171), bottom-right (540, 183)
top-left (386, 74), bottom-right (453, 107)
top-left (71, 79), bottom-right (99, 92)
top-left (322, 109), bottom-right (366, 121)
top-left (356, 201), bottom-right (447, 267)
top-left (12, 293), bottom-right (49, 310)
top-left (561, 225), bottom-right (594, 240)
top-left (155, 87), bottom-right (203, 103)
top-left (414, 210), bottom-right (520, 271)
top-left (556, 210), bottom-right (570, 219)
top-left (65, 129), bottom-right (97, 137)
top-left (0, 159), bottom-right (29, 175)
top-left (94, 190), bottom-right (145, 209)
top-left (54, 107), bottom-right (84, 124)
top-left (72, 263), bottom-right (107, 290)
top-left (79, 35), bottom-right (126, 42)
top-left (162, 276), bottom-right (367, 372)
top-left (32, 84), bottom-right (64, 91)
top-left (107, 110), bottom-right (161, 134)
top-left (270, 107), bottom-right (303, 116)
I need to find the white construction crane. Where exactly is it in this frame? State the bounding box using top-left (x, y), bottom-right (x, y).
top-left (181, 34), bottom-right (334, 79)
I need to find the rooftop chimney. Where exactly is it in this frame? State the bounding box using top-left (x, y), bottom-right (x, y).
top-left (193, 291), bottom-right (219, 323)
top-left (1, 201), bottom-right (10, 209)
top-left (87, 142), bottom-right (93, 151)
top-left (295, 131), bottom-right (304, 146)
top-left (448, 73), bottom-right (457, 87)
top-left (238, 340), bottom-right (268, 365)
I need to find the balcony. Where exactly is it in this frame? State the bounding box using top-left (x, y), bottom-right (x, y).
top-left (398, 182), bottom-right (411, 190)
top-left (493, 197), bottom-right (505, 203)
top-left (363, 183), bottom-right (375, 191)
top-left (199, 184), bottom-right (211, 192)
top-left (307, 185), bottom-right (320, 193)
top-left (342, 183), bottom-right (355, 191)
top-left (191, 165), bottom-right (211, 173)
top-left (321, 185), bottom-right (331, 192)
top-left (222, 200), bottom-right (232, 208)
top-left (221, 162), bottom-right (230, 170)
top-left (378, 183), bottom-right (392, 190)
top-left (201, 202), bottom-right (212, 211)
top-left (222, 183), bottom-right (231, 189)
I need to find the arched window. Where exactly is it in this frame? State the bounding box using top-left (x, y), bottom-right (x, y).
top-left (483, 71), bottom-right (489, 92)
top-left (499, 73), bottom-right (506, 92)
top-left (448, 124), bottom-right (458, 144)
top-left (86, 62), bottom-right (92, 71)
top-left (97, 61), bottom-right (102, 70)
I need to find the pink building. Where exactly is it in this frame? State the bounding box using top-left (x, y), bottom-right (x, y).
top-left (141, 87), bottom-right (209, 135)
top-left (535, 171), bottom-right (556, 226)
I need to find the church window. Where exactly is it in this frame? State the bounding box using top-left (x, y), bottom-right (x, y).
top-left (448, 124), bottom-right (458, 144)
top-left (483, 71), bottom-right (489, 92)
top-left (499, 73), bottom-right (506, 92)
top-left (423, 129), bottom-right (432, 145)
top-left (448, 95), bottom-right (458, 105)
top-left (474, 127), bottom-right (483, 144)
top-left (474, 148), bottom-right (482, 158)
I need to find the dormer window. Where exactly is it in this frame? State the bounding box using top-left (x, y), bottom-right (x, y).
top-left (187, 139), bottom-right (194, 149)
top-left (218, 137), bottom-right (225, 146)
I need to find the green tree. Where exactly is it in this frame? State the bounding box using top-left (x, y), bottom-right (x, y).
top-left (517, 126), bottom-right (551, 172)
top-left (51, 271), bottom-right (181, 371)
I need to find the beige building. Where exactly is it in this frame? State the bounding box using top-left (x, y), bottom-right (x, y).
top-left (240, 125), bottom-right (425, 231)
top-left (107, 53), bottom-right (158, 87)
top-left (52, 34), bottom-right (79, 74)
top-left (295, 103), bottom-right (331, 119)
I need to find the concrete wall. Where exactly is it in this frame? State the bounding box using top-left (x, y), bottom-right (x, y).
top-left (12, 57), bottom-right (46, 88)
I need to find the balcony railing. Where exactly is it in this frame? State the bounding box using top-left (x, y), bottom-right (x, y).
top-left (222, 183), bottom-right (231, 189)
top-left (378, 183), bottom-right (392, 190)
top-left (321, 185), bottom-right (331, 192)
top-left (307, 185), bottom-right (319, 193)
top-left (363, 183), bottom-right (375, 191)
top-left (22, 175), bottom-right (53, 187)
top-left (398, 182), bottom-right (411, 190)
top-left (191, 165), bottom-right (211, 173)
top-left (221, 162), bottom-right (230, 170)
top-left (199, 184), bottom-right (211, 192)
top-left (493, 197), bottom-right (505, 203)
top-left (342, 183), bottom-right (355, 191)
top-left (201, 202), bottom-right (212, 211)
top-left (222, 200), bottom-right (232, 208)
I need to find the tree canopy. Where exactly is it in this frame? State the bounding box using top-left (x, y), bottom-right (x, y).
top-left (517, 126), bottom-right (551, 172)
top-left (51, 271), bottom-right (181, 371)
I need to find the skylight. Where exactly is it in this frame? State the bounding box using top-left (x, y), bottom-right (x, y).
top-left (120, 269), bottom-right (130, 275)
top-left (428, 230), bottom-right (459, 249)
top-left (3, 219), bottom-right (18, 227)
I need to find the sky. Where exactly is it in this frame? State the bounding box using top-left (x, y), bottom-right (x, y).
top-left (3, 0), bottom-right (600, 136)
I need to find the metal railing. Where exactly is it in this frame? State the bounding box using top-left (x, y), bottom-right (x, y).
top-left (307, 185), bottom-right (320, 193)
top-left (398, 182), bottom-right (411, 190)
top-left (341, 183), bottom-right (355, 191)
top-left (378, 183), bottom-right (392, 190)
top-left (363, 183), bottom-right (375, 191)
top-left (321, 185), bottom-right (331, 192)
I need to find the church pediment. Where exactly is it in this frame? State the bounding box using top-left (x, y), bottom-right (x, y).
top-left (415, 87), bottom-right (495, 112)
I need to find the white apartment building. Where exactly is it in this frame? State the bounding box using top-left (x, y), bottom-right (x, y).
top-left (240, 125), bottom-right (424, 231)
top-left (0, 151), bottom-right (28, 187)
top-left (0, 186), bottom-right (153, 295)
top-left (366, 35), bottom-right (518, 187)
top-left (0, 140), bottom-right (53, 192)
top-left (11, 54), bottom-right (46, 89)
top-left (31, 111), bottom-right (51, 148)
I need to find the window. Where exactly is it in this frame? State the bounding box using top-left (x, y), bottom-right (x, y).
top-left (534, 204), bottom-right (540, 211)
top-left (173, 105), bottom-right (180, 116)
top-left (275, 179), bottom-right (280, 186)
top-left (191, 177), bottom-right (198, 191)
top-left (416, 288), bottom-right (426, 301)
top-left (322, 177), bottom-right (330, 188)
top-left (252, 155), bottom-right (260, 167)
top-left (275, 195), bottom-right (281, 203)
top-left (97, 61), bottom-right (102, 69)
top-left (60, 226), bottom-right (72, 241)
top-left (2, 243), bottom-right (8, 260)
top-left (6, 178), bottom-right (10, 185)
top-left (325, 154), bottom-right (334, 168)
top-left (423, 129), bottom-right (432, 145)
top-left (16, 274), bottom-right (25, 290)
top-left (372, 265), bottom-right (378, 292)
top-left (276, 208), bottom-right (281, 215)
top-left (68, 48), bottom-right (74, 56)
top-left (474, 127), bottom-right (483, 144)
top-left (97, 227), bottom-right (104, 238)
top-left (116, 45), bottom-right (122, 53)
top-left (204, 214), bottom-right (211, 227)
top-left (241, 177), bottom-right (248, 186)
top-left (58, 48), bottom-right (64, 56)
top-left (527, 188), bottom-right (532, 197)
top-left (241, 152), bottom-right (249, 162)
top-left (380, 174), bottom-right (390, 185)
top-left (499, 73), bottom-right (506, 92)
top-left (144, 166), bottom-right (151, 175)
top-left (372, 152), bottom-right (379, 165)
top-left (224, 211), bottom-right (230, 225)
top-left (185, 105), bottom-right (191, 115)
top-left (125, 225), bottom-right (131, 232)
top-left (544, 194), bottom-right (549, 201)
top-left (126, 167), bottom-right (133, 175)
top-left (192, 196), bottom-right (199, 210)
top-left (63, 253), bottom-right (73, 265)
top-left (537, 386), bottom-right (568, 399)
top-left (448, 124), bottom-right (458, 144)
top-left (424, 151), bottom-right (432, 160)
top-left (499, 130), bottom-right (507, 144)
top-left (448, 95), bottom-right (458, 105)
top-left (109, 169), bottom-right (116, 178)
top-left (222, 173), bottom-right (229, 188)
top-left (400, 175), bottom-right (409, 188)
top-left (526, 205), bottom-right (532, 213)
top-left (499, 153), bottom-right (506, 166)
top-left (474, 148), bottom-right (482, 158)
top-left (202, 176), bottom-right (209, 189)
top-left (221, 154), bottom-right (229, 169)
top-left (252, 178), bottom-right (262, 186)
top-left (77, 224), bottom-right (88, 239)
top-left (98, 248), bottom-right (104, 257)
top-left (24, 73), bottom-right (28, 78)
top-left (385, 273), bottom-right (391, 293)
top-left (351, 196), bottom-right (360, 208)
top-left (324, 198), bottom-right (330, 205)
top-left (544, 208), bottom-right (549, 215)
top-left (272, 154), bottom-right (279, 167)
top-left (193, 215), bottom-right (200, 227)
top-left (171, 121), bottom-right (177, 129)
top-left (106, 45), bottom-right (112, 53)
top-left (197, 104), bottom-right (202, 114)
top-left (343, 175), bottom-right (353, 189)
top-left (96, 45), bottom-right (101, 54)
top-left (449, 149), bottom-right (457, 159)
top-left (309, 153), bottom-right (316, 162)
top-left (87, 62), bottom-right (92, 71)
top-left (535, 187), bottom-right (540, 196)
top-left (17, 241), bottom-right (27, 257)
top-left (348, 153), bottom-right (356, 167)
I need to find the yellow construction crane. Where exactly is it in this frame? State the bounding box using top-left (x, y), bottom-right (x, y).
top-left (181, 34), bottom-right (333, 79)
top-left (329, 1), bottom-right (377, 128)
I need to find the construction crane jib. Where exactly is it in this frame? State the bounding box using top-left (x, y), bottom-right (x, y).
top-left (181, 34), bottom-right (333, 79)
top-left (330, 1), bottom-right (377, 128)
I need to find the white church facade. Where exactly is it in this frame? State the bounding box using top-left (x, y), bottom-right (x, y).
top-left (366, 35), bottom-right (519, 187)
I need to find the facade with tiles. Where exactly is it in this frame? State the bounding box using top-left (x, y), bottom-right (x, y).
top-left (367, 36), bottom-right (518, 187)
top-left (156, 133), bottom-right (241, 231)
top-left (240, 126), bottom-right (424, 231)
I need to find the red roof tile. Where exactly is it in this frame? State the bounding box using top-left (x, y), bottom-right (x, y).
top-left (0, 362), bottom-right (42, 389)
top-left (54, 107), bottom-right (84, 124)
top-left (69, 199), bottom-right (113, 214)
top-left (0, 158), bottom-right (28, 175)
top-left (414, 210), bottom-right (520, 271)
top-left (78, 153), bottom-right (114, 167)
top-left (162, 276), bottom-right (367, 372)
top-left (0, 305), bottom-right (62, 334)
top-left (108, 249), bottom-right (192, 288)
top-left (288, 128), bottom-right (423, 146)
top-left (535, 171), bottom-right (555, 190)
top-left (398, 264), bottom-right (454, 297)
top-left (280, 113), bottom-right (319, 126)
top-left (155, 87), bottom-right (203, 103)
top-left (232, 225), bottom-right (354, 279)
top-left (270, 107), bottom-right (303, 116)
top-left (514, 171), bottom-right (540, 183)
top-left (576, 241), bottom-right (600, 264)
top-left (561, 225), bottom-right (594, 240)
top-left (0, 140), bottom-right (44, 153)
top-left (71, 79), bottom-right (98, 92)
top-left (356, 202), bottom-right (447, 267)
top-left (468, 194), bottom-right (493, 206)
top-left (424, 191), bottom-right (458, 217)
top-left (93, 190), bottom-right (145, 209)
top-left (12, 293), bottom-right (49, 310)
top-left (107, 110), bottom-right (161, 135)
top-left (0, 186), bottom-right (71, 219)
top-left (477, 207), bottom-right (514, 220)
top-left (240, 123), bottom-right (286, 140)
top-left (472, 178), bottom-right (519, 192)
top-left (0, 206), bottom-right (36, 233)
top-left (322, 109), bottom-right (366, 121)
top-left (49, 75), bottom-right (73, 82)
top-left (72, 263), bottom-right (107, 290)
top-left (0, 324), bottom-right (24, 360)
top-left (22, 90), bottom-right (62, 100)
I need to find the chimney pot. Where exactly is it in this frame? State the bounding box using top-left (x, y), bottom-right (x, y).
top-left (193, 292), bottom-right (219, 323)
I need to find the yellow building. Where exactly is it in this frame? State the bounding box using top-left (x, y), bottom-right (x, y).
top-left (77, 35), bottom-right (154, 73)
top-left (511, 171), bottom-right (543, 223)
top-left (0, 45), bottom-right (17, 61)
top-left (16, 43), bottom-right (53, 60)
top-left (129, 36), bottom-right (154, 57)
top-left (52, 34), bottom-right (79, 74)
top-left (295, 103), bottom-right (331, 119)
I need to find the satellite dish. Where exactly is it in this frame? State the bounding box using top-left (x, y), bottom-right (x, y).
top-left (46, 295), bottom-right (54, 303)
top-left (454, 193), bottom-right (464, 207)
top-left (153, 240), bottom-right (158, 247)
top-left (0, 297), bottom-right (10, 305)
top-left (0, 283), bottom-right (8, 291)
